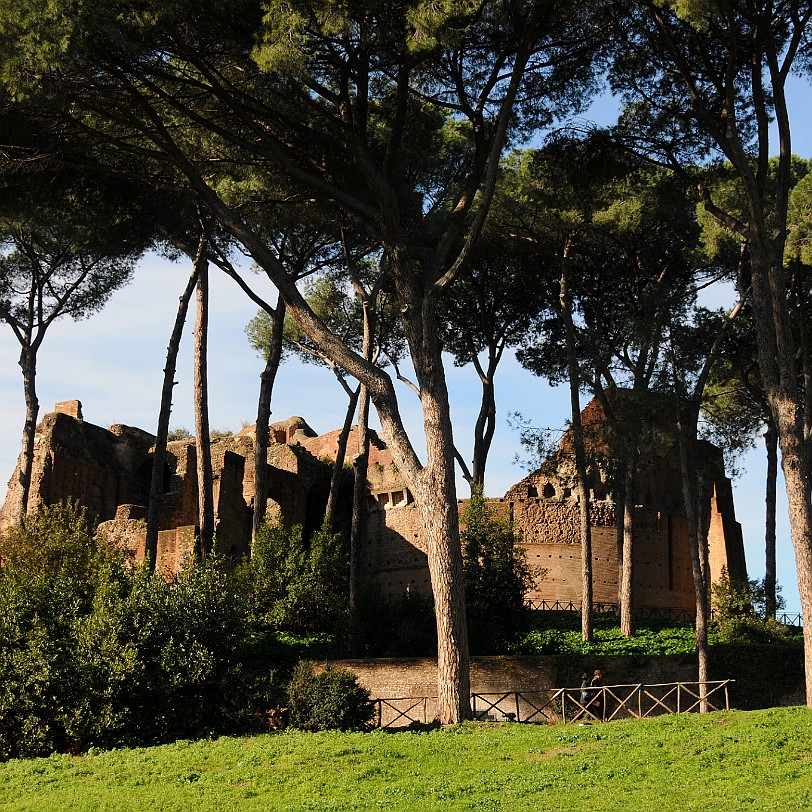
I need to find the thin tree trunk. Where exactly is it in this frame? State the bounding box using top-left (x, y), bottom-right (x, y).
top-left (614, 465), bottom-right (626, 618)
top-left (252, 298), bottom-right (285, 547)
top-left (676, 417), bottom-right (711, 710)
top-left (559, 242), bottom-right (593, 641)
top-left (325, 385), bottom-right (360, 525)
top-left (764, 420), bottom-right (778, 618)
top-left (13, 347), bottom-right (39, 521)
top-left (620, 465), bottom-right (635, 638)
top-left (470, 362), bottom-right (497, 491)
top-left (348, 286), bottom-right (375, 616)
top-left (194, 251), bottom-right (214, 559)
top-left (145, 265), bottom-right (199, 570)
top-left (350, 384), bottom-right (370, 614)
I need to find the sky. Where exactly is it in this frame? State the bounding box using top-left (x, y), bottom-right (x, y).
top-left (1, 75), bottom-right (811, 613)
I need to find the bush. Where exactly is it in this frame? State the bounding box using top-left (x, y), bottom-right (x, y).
top-left (462, 490), bottom-right (533, 653)
top-left (0, 502), bottom-right (126, 758)
top-left (286, 660), bottom-right (374, 732)
top-left (238, 520), bottom-right (348, 636)
top-left (350, 584), bottom-right (436, 657)
top-left (0, 504), bottom-right (276, 758)
top-left (710, 568), bottom-right (793, 644)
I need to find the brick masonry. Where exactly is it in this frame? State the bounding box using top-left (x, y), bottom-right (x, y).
top-left (329, 648), bottom-right (805, 723)
top-left (2, 400), bottom-right (747, 613)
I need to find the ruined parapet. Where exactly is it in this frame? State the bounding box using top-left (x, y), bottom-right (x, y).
top-left (54, 400), bottom-right (83, 420)
top-left (1, 403), bottom-right (155, 531)
top-left (97, 504), bottom-right (148, 564)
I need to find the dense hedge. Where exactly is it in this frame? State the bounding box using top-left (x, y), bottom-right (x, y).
top-left (0, 503), bottom-right (803, 758)
top-left (0, 503), bottom-right (276, 759)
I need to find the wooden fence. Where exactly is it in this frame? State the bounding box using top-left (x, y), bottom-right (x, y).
top-left (374, 680), bottom-right (733, 729)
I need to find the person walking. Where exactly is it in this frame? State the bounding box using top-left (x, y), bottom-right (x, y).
top-left (590, 668), bottom-right (605, 720)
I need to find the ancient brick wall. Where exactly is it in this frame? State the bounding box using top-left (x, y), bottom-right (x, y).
top-left (3, 403), bottom-right (746, 603)
top-left (155, 525), bottom-right (197, 574)
top-left (0, 408), bottom-right (155, 531)
top-left (328, 649), bottom-right (805, 718)
top-left (212, 449), bottom-right (252, 561)
top-left (361, 506), bottom-right (431, 595)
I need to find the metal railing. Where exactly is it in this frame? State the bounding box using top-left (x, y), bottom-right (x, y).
top-left (374, 680), bottom-right (734, 729)
top-left (526, 600), bottom-right (803, 627)
top-left (774, 612), bottom-right (804, 627)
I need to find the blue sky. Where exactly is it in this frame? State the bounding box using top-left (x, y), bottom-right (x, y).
top-left (1, 75), bottom-right (811, 612)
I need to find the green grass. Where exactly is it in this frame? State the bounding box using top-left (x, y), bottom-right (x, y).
top-left (1, 707), bottom-right (810, 811)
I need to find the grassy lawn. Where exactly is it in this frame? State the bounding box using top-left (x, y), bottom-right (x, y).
top-left (1, 707), bottom-right (810, 811)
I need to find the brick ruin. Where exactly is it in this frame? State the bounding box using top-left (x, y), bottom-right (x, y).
top-left (0, 399), bottom-right (747, 613)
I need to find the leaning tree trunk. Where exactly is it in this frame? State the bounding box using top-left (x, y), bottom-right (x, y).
top-left (194, 253), bottom-right (214, 559)
top-left (764, 420), bottom-right (778, 619)
top-left (146, 265), bottom-right (200, 571)
top-left (620, 464), bottom-right (636, 638)
top-left (252, 298), bottom-right (285, 547)
top-left (560, 243), bottom-right (593, 641)
top-left (325, 383), bottom-right (361, 525)
top-left (13, 346), bottom-right (39, 521)
top-left (180, 182), bottom-right (473, 723)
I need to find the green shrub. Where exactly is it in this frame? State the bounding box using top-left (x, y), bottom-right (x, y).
top-left (350, 584), bottom-right (436, 657)
top-left (238, 520), bottom-right (348, 636)
top-left (462, 490), bottom-right (533, 653)
top-left (711, 568), bottom-right (793, 644)
top-left (110, 559), bottom-right (273, 745)
top-left (0, 505), bottom-right (276, 758)
top-left (516, 622), bottom-right (702, 655)
top-left (0, 502), bottom-right (124, 758)
top-left (286, 660), bottom-right (374, 732)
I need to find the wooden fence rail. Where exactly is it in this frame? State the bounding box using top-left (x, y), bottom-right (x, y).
top-left (374, 680), bottom-right (733, 729)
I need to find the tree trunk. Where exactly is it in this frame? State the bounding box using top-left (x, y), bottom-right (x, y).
top-left (470, 360), bottom-right (497, 491)
top-left (325, 385), bottom-right (360, 525)
top-left (146, 265), bottom-right (199, 570)
top-left (620, 465), bottom-right (635, 637)
top-left (676, 416), bottom-right (711, 710)
top-left (559, 246), bottom-right (592, 641)
top-left (764, 420), bottom-right (778, 618)
top-left (350, 384), bottom-right (370, 614)
top-left (194, 253), bottom-right (214, 559)
top-left (252, 298), bottom-right (285, 547)
top-left (396, 297), bottom-right (471, 724)
top-left (777, 429), bottom-right (812, 707)
top-left (614, 464), bottom-right (626, 618)
top-left (412, 463), bottom-right (470, 725)
top-left (747, 235), bottom-right (812, 706)
top-left (13, 347), bottom-right (39, 521)
top-left (348, 288), bottom-right (375, 616)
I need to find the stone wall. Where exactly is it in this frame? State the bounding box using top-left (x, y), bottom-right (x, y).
top-left (3, 401), bottom-right (747, 607)
top-left (359, 428), bottom-right (747, 615)
top-left (330, 648), bottom-right (805, 723)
